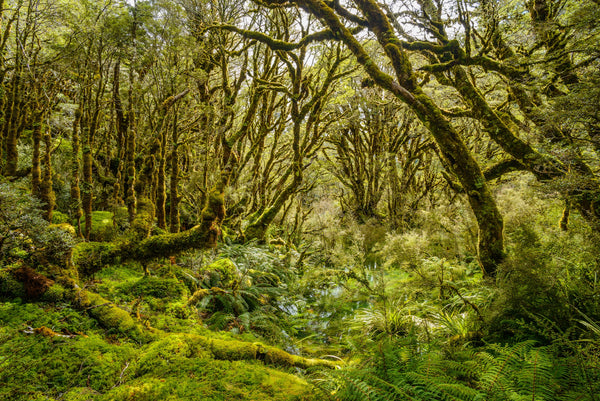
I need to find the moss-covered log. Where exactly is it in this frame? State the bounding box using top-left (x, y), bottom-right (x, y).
top-left (73, 189), bottom-right (224, 276)
top-left (73, 288), bottom-right (155, 343)
top-left (6, 268), bottom-right (338, 368)
top-left (206, 337), bottom-right (339, 369)
top-left (4, 266), bottom-right (154, 342)
top-left (134, 333), bottom-right (339, 370)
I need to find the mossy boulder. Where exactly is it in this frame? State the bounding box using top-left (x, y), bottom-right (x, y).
top-left (123, 276), bottom-right (187, 300)
top-left (200, 258), bottom-right (239, 288)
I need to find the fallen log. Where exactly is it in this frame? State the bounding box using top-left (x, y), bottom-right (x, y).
top-left (72, 190), bottom-right (224, 276)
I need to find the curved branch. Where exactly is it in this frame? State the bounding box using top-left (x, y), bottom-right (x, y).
top-left (206, 24), bottom-right (362, 51)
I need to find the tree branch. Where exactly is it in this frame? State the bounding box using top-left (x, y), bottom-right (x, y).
top-left (206, 24), bottom-right (362, 51)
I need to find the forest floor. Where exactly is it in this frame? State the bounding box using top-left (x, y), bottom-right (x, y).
top-left (0, 262), bottom-right (325, 401)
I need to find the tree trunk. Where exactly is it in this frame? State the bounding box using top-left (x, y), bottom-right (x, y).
top-left (112, 61), bottom-right (127, 206)
top-left (169, 134), bottom-right (180, 233)
top-left (3, 73), bottom-right (20, 176)
top-left (82, 123), bottom-right (93, 240)
top-left (40, 125), bottom-right (55, 221)
top-left (70, 106), bottom-right (83, 238)
top-left (31, 115), bottom-right (42, 198)
top-left (156, 125), bottom-right (167, 229)
top-left (292, 0), bottom-right (505, 276)
top-left (125, 68), bottom-right (137, 223)
top-left (413, 93), bottom-right (505, 275)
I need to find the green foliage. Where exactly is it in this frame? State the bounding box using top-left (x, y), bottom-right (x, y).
top-left (41, 283), bottom-right (67, 303)
top-left (181, 243), bottom-right (293, 343)
top-left (0, 183), bottom-right (77, 273)
top-left (123, 276), bottom-right (187, 300)
top-left (314, 338), bottom-right (592, 401)
top-left (198, 258), bottom-right (240, 288)
top-left (72, 241), bottom-right (122, 276)
top-left (0, 302), bottom-right (315, 401)
top-left (81, 211), bottom-right (119, 242)
top-left (4, 0), bottom-right (599, 399)
top-left (487, 220), bottom-right (600, 341)
top-left (0, 269), bottom-right (25, 299)
top-left (51, 210), bottom-right (70, 224)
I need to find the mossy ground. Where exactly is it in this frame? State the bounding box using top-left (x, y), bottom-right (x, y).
top-left (0, 263), bottom-right (317, 400)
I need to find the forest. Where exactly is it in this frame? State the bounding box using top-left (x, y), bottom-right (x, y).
top-left (0, 0), bottom-right (599, 399)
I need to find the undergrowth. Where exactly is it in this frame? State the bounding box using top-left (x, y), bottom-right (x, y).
top-left (0, 301), bottom-right (313, 401)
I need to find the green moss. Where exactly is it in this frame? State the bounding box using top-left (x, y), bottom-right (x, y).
top-left (210, 338), bottom-right (258, 360)
top-left (41, 283), bottom-right (67, 302)
top-left (73, 241), bottom-right (122, 276)
top-left (0, 301), bottom-right (98, 332)
top-left (203, 191), bottom-right (225, 221)
top-left (51, 210), bottom-right (70, 224)
top-left (113, 206), bottom-right (129, 230)
top-left (97, 262), bottom-right (143, 283)
top-left (0, 269), bottom-right (25, 298)
top-left (81, 291), bottom-right (153, 342)
top-left (166, 301), bottom-right (192, 319)
top-left (49, 222), bottom-right (76, 237)
top-left (123, 276), bottom-right (187, 300)
top-left (100, 378), bottom-right (169, 401)
top-left (259, 344), bottom-right (295, 366)
top-left (127, 334), bottom-right (313, 400)
top-left (200, 258), bottom-right (239, 288)
top-left (130, 199), bottom-right (155, 240)
top-left (135, 334), bottom-right (210, 376)
top-left (0, 301), bottom-right (317, 400)
top-left (0, 302), bottom-right (138, 399)
top-left (105, 362), bottom-right (311, 400)
top-left (79, 211), bottom-right (118, 241)
top-left (62, 387), bottom-right (101, 401)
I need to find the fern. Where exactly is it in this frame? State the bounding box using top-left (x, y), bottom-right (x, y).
top-left (518, 348), bottom-right (556, 400)
top-left (336, 371), bottom-right (386, 401)
top-left (405, 371), bottom-right (478, 401)
top-left (318, 339), bottom-right (586, 401)
top-left (478, 341), bottom-right (536, 395)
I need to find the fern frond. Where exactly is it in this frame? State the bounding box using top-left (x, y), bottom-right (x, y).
top-left (336, 370), bottom-right (387, 401)
top-left (479, 341), bottom-right (536, 395)
top-left (518, 348), bottom-right (556, 400)
top-left (405, 371), bottom-right (478, 401)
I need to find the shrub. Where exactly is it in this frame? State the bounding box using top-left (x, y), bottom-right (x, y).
top-left (0, 182), bottom-right (77, 270)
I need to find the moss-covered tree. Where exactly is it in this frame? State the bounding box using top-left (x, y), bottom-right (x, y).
top-left (225, 0), bottom-right (505, 276)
